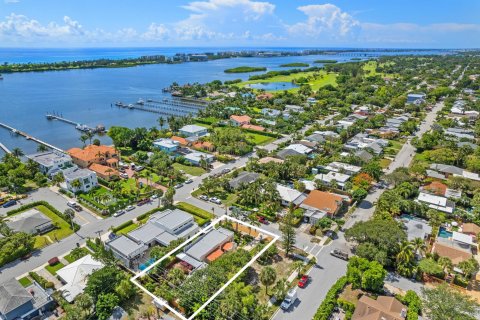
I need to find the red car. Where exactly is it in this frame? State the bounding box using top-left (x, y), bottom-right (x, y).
top-left (298, 275), bottom-right (309, 288)
top-left (258, 216), bottom-right (269, 224)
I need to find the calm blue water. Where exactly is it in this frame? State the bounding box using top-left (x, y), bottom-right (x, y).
top-left (0, 47), bottom-right (452, 156)
top-left (438, 227), bottom-right (453, 239)
top-left (247, 82), bottom-right (299, 91)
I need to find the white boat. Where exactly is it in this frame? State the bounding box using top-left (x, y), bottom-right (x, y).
top-left (128, 104), bottom-right (134, 109)
top-left (137, 99), bottom-right (145, 105)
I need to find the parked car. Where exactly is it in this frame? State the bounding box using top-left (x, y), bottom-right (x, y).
top-left (137, 198), bottom-right (150, 206)
top-left (21, 252), bottom-right (32, 260)
top-left (2, 200), bottom-right (17, 208)
top-left (330, 249), bottom-right (349, 260)
top-left (185, 179), bottom-right (193, 184)
top-left (199, 195), bottom-right (209, 201)
top-left (298, 275), bottom-right (309, 288)
top-left (72, 204), bottom-right (83, 212)
top-left (210, 197), bottom-right (222, 205)
top-left (150, 194), bottom-right (159, 200)
top-left (113, 210), bottom-right (125, 217)
top-left (67, 201), bottom-right (78, 208)
top-left (174, 183), bottom-right (183, 189)
top-left (221, 168), bottom-right (231, 174)
top-left (135, 166), bottom-right (144, 172)
top-left (258, 216), bottom-right (269, 224)
top-left (125, 205), bottom-right (135, 211)
top-left (120, 173), bottom-right (129, 179)
top-left (280, 289), bottom-right (298, 310)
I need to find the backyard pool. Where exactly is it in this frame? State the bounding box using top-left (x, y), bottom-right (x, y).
top-left (139, 258), bottom-right (156, 271)
top-left (438, 227), bottom-right (453, 239)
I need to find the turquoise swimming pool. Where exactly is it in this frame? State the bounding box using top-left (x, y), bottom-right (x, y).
top-left (438, 227), bottom-right (453, 239)
top-left (139, 258), bottom-right (156, 271)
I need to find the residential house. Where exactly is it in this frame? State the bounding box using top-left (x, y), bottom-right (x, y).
top-left (184, 151), bottom-right (215, 166)
top-left (171, 136), bottom-right (190, 147)
top-left (5, 209), bottom-right (54, 235)
top-left (179, 124), bottom-right (208, 138)
top-left (261, 108), bottom-right (281, 117)
top-left (416, 192), bottom-right (455, 214)
top-left (461, 223), bottom-right (480, 239)
top-left (432, 241), bottom-right (473, 265)
top-left (230, 115), bottom-right (252, 126)
top-left (88, 163), bottom-right (118, 181)
top-left (105, 236), bottom-right (148, 269)
top-left (153, 138), bottom-right (179, 154)
top-left (258, 157), bottom-right (284, 164)
top-left (241, 124), bottom-right (266, 132)
top-left (429, 163), bottom-right (480, 182)
top-left (0, 278), bottom-right (53, 320)
top-left (57, 255), bottom-right (104, 302)
top-left (62, 167), bottom-right (98, 193)
top-left (256, 93), bottom-right (274, 100)
top-left (301, 190), bottom-right (348, 224)
top-left (352, 295), bottom-right (407, 320)
top-left (26, 151), bottom-right (74, 177)
top-left (276, 184), bottom-right (306, 206)
top-left (421, 181), bottom-right (462, 199)
top-left (406, 93), bottom-right (426, 104)
top-left (325, 162), bottom-right (362, 175)
top-left (336, 114), bottom-right (367, 129)
top-left (178, 227), bottom-right (234, 267)
top-left (192, 141), bottom-right (215, 152)
top-left (276, 148), bottom-right (302, 160)
top-left (355, 149), bottom-right (374, 163)
top-left (445, 127), bottom-right (476, 140)
top-left (284, 144), bottom-right (313, 155)
top-left (344, 133), bottom-right (388, 155)
top-left (315, 171), bottom-right (351, 189)
top-left (68, 145), bottom-right (118, 169)
top-left (228, 171), bottom-right (260, 190)
top-left (284, 104), bottom-right (303, 113)
top-left (127, 209), bottom-right (199, 247)
top-left (306, 131), bottom-right (340, 143)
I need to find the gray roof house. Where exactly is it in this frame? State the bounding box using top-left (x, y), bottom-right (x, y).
top-left (276, 148), bottom-right (302, 160)
top-left (181, 227), bottom-right (234, 264)
top-left (355, 149), bottom-right (374, 162)
top-left (26, 151), bottom-right (73, 177)
top-left (6, 209), bottom-right (54, 235)
top-left (0, 279), bottom-right (53, 320)
top-left (430, 163), bottom-right (463, 175)
top-left (229, 171), bottom-right (260, 190)
top-left (105, 236), bottom-right (148, 269)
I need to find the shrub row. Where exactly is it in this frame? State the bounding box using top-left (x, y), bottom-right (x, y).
top-left (242, 128), bottom-right (279, 138)
top-left (7, 201), bottom-right (80, 231)
top-left (313, 276), bottom-right (348, 320)
top-left (136, 207), bottom-right (163, 222)
top-left (111, 220), bottom-right (134, 233)
top-left (29, 271), bottom-right (54, 289)
top-left (58, 188), bottom-right (74, 198)
top-left (176, 202), bottom-right (214, 220)
top-left (86, 238), bottom-right (102, 253)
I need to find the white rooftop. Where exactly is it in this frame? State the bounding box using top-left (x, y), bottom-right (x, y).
top-left (180, 124), bottom-right (207, 134)
top-left (276, 184), bottom-right (304, 203)
top-left (153, 138), bottom-right (179, 149)
top-left (452, 231), bottom-right (475, 246)
top-left (285, 144), bottom-right (312, 155)
top-left (326, 162), bottom-right (361, 173)
top-left (185, 151), bottom-right (215, 162)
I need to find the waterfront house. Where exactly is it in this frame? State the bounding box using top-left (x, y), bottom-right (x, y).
top-left (171, 136), bottom-right (190, 147)
top-left (153, 138), bottom-right (179, 154)
top-left (26, 151), bottom-right (74, 177)
top-left (230, 115), bottom-right (252, 126)
top-left (88, 163), bottom-right (118, 181)
top-left (57, 255), bottom-right (104, 302)
top-left (62, 167), bottom-right (98, 193)
top-left (5, 209), bottom-right (54, 235)
top-left (68, 145), bottom-right (119, 169)
top-left (0, 278), bottom-right (53, 320)
top-left (179, 124), bottom-right (208, 138)
top-left (184, 151), bottom-right (215, 166)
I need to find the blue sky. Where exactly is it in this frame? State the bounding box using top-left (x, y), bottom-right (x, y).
top-left (1, 0), bottom-right (479, 48)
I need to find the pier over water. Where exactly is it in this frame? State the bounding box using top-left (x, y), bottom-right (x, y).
top-left (0, 122), bottom-right (64, 153)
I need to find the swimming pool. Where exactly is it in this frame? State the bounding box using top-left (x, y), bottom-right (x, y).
top-left (438, 227), bottom-right (453, 239)
top-left (139, 258), bottom-right (156, 271)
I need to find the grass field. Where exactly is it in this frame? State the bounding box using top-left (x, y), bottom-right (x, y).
top-left (64, 247), bottom-right (90, 263)
top-left (116, 222), bottom-right (139, 235)
top-left (46, 262), bottom-right (65, 275)
top-left (245, 132), bottom-right (275, 145)
top-left (173, 163), bottom-right (206, 176)
top-left (363, 61), bottom-right (399, 78)
top-left (379, 158), bottom-right (392, 169)
top-left (34, 205), bottom-right (74, 249)
top-left (18, 276), bottom-right (32, 287)
top-left (236, 70), bottom-right (337, 93)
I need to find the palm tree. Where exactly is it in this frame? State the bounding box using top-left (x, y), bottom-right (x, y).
top-left (292, 260), bottom-right (304, 277)
top-left (158, 116), bottom-right (165, 130)
top-left (75, 293), bottom-right (93, 317)
top-left (79, 135), bottom-right (88, 148)
top-left (438, 256), bottom-right (453, 276)
top-left (85, 131), bottom-right (94, 145)
top-left (396, 240), bottom-right (415, 267)
top-left (11, 147), bottom-right (24, 158)
top-left (70, 179), bottom-right (82, 195)
top-left (411, 237), bottom-right (427, 257)
top-left (260, 266), bottom-right (276, 295)
top-left (458, 258), bottom-right (480, 280)
top-left (52, 172), bottom-right (65, 187)
top-left (37, 144), bottom-right (49, 152)
top-left (247, 213), bottom-right (261, 236)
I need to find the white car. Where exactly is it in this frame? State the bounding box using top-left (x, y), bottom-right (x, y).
top-left (120, 173), bottom-right (129, 179)
top-left (150, 194), bottom-right (159, 200)
top-left (113, 210), bottom-right (125, 217)
top-left (125, 205), bottom-right (135, 211)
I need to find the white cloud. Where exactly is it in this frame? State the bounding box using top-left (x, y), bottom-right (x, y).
top-left (142, 23), bottom-right (170, 40)
top-left (0, 14), bottom-right (84, 39)
top-left (182, 0), bottom-right (275, 20)
top-left (4, 0), bottom-right (20, 3)
top-left (287, 4), bottom-right (360, 40)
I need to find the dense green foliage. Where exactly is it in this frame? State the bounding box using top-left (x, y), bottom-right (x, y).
top-left (225, 66), bottom-right (267, 73)
top-left (312, 276), bottom-right (348, 320)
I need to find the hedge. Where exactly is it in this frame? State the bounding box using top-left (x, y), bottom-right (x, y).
top-left (112, 220), bottom-right (134, 233)
top-left (29, 271), bottom-right (54, 289)
top-left (176, 202), bottom-right (214, 220)
top-left (7, 201), bottom-right (80, 231)
top-left (86, 239), bottom-right (102, 253)
top-left (241, 128), bottom-right (280, 138)
top-left (136, 207), bottom-right (164, 222)
top-left (313, 276), bottom-right (348, 320)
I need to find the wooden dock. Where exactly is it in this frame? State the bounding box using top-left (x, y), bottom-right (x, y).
top-left (0, 122), bottom-right (65, 153)
top-left (115, 97), bottom-right (208, 116)
top-left (0, 142), bottom-right (11, 154)
top-left (46, 114), bottom-right (103, 133)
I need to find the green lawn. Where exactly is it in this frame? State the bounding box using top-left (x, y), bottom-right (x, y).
top-left (236, 69), bottom-right (338, 93)
top-left (18, 277), bottom-right (32, 287)
top-left (116, 223), bottom-right (139, 235)
top-left (363, 61), bottom-right (399, 79)
top-left (245, 132), bottom-right (275, 145)
top-left (173, 163), bottom-right (206, 176)
top-left (46, 262), bottom-right (65, 275)
top-left (34, 205), bottom-right (74, 249)
top-left (64, 247), bottom-right (90, 263)
top-left (176, 202), bottom-right (215, 222)
top-left (379, 158), bottom-right (392, 169)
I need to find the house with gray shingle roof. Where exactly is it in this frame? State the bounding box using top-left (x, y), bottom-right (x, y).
top-left (5, 209), bottom-right (54, 235)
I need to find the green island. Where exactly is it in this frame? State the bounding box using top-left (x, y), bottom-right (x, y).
top-left (279, 62), bottom-right (309, 67)
top-left (314, 59), bottom-right (338, 63)
top-left (224, 66), bottom-right (267, 73)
